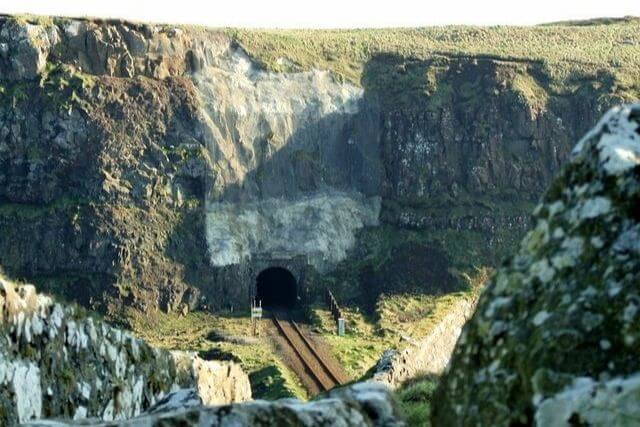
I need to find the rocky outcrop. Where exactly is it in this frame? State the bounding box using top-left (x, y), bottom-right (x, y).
top-left (0, 19), bottom-right (54, 80)
top-left (0, 15), bottom-right (638, 314)
top-left (432, 104), bottom-right (640, 425)
top-left (0, 277), bottom-right (250, 426)
top-left (373, 295), bottom-right (477, 388)
top-left (171, 351), bottom-right (252, 406)
top-left (25, 382), bottom-right (405, 427)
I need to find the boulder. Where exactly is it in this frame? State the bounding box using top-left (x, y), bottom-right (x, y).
top-left (170, 351), bottom-right (252, 405)
top-left (0, 20), bottom-right (54, 80)
top-left (432, 104), bottom-right (640, 425)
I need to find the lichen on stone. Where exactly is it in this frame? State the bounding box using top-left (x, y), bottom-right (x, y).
top-left (0, 277), bottom-right (251, 426)
top-left (432, 104), bottom-right (640, 426)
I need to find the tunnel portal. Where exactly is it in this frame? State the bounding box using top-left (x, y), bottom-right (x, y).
top-left (256, 267), bottom-right (297, 310)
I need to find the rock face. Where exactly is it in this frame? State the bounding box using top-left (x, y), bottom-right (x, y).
top-left (25, 382), bottom-right (405, 427)
top-left (0, 19), bottom-right (54, 80)
top-left (432, 104), bottom-right (640, 425)
top-left (0, 15), bottom-right (637, 314)
top-left (0, 277), bottom-right (251, 426)
top-left (373, 295), bottom-right (476, 388)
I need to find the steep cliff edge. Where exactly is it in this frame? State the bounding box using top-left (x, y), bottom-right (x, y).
top-left (0, 15), bottom-right (638, 315)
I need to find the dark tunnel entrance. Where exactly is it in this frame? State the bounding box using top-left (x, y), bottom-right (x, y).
top-left (256, 267), bottom-right (297, 310)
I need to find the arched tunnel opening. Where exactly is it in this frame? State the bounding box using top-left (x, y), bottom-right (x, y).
top-left (256, 267), bottom-right (297, 310)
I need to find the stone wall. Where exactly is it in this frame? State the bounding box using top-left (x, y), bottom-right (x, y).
top-left (373, 295), bottom-right (477, 388)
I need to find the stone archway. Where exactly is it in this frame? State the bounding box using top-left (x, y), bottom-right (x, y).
top-left (255, 267), bottom-right (297, 309)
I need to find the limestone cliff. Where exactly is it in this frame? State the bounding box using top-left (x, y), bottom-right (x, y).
top-left (0, 15), bottom-right (638, 314)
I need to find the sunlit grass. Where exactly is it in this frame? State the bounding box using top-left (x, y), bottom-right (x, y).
top-left (309, 268), bottom-right (488, 380)
top-left (126, 309), bottom-right (307, 400)
top-left (226, 19), bottom-right (640, 89)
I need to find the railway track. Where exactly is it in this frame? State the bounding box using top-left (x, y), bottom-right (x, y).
top-left (272, 312), bottom-right (345, 392)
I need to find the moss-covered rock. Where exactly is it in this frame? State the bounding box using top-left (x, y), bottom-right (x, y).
top-left (432, 104), bottom-right (640, 425)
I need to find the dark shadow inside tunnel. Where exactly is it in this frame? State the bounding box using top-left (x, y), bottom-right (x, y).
top-left (256, 267), bottom-right (297, 310)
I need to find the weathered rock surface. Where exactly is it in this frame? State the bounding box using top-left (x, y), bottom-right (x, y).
top-left (24, 382), bottom-right (405, 427)
top-left (433, 104), bottom-right (640, 425)
top-left (0, 19), bottom-right (54, 80)
top-left (0, 277), bottom-right (250, 426)
top-left (0, 15), bottom-right (637, 314)
top-left (373, 295), bottom-right (476, 388)
top-left (171, 351), bottom-right (252, 406)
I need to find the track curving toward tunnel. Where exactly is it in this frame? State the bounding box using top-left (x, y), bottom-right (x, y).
top-left (271, 312), bottom-right (346, 392)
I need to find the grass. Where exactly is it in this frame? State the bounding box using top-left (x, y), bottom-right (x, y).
top-left (395, 375), bottom-right (439, 427)
top-left (311, 306), bottom-right (389, 378)
top-left (125, 309), bottom-right (308, 400)
top-left (310, 269), bottom-right (487, 380)
top-left (125, 270), bottom-right (485, 399)
top-left (226, 19), bottom-right (640, 88)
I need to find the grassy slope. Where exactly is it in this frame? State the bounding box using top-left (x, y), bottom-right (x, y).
top-left (226, 19), bottom-right (640, 92)
top-left (396, 375), bottom-right (439, 427)
top-left (126, 309), bottom-right (308, 400)
top-left (311, 268), bottom-right (487, 379)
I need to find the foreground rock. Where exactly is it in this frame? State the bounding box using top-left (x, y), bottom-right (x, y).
top-left (0, 278), bottom-right (250, 426)
top-left (171, 351), bottom-right (252, 406)
top-left (433, 104), bottom-right (640, 425)
top-left (25, 382), bottom-right (404, 427)
top-left (373, 295), bottom-right (477, 388)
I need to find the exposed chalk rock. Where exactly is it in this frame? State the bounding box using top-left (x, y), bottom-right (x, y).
top-left (171, 351), bottom-right (252, 406)
top-left (206, 192), bottom-right (381, 271)
top-left (195, 44), bottom-right (383, 271)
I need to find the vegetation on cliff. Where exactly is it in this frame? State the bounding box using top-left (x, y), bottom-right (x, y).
top-left (228, 18), bottom-right (640, 98)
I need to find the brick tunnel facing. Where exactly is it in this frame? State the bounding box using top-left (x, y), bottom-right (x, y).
top-left (256, 267), bottom-right (298, 309)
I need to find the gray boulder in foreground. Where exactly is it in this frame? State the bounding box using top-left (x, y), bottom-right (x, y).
top-left (433, 104), bottom-right (640, 425)
top-left (23, 382), bottom-right (405, 427)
